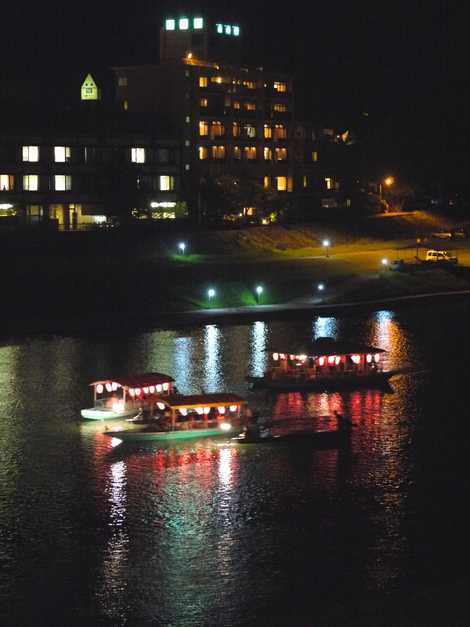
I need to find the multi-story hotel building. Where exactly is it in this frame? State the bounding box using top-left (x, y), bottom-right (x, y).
top-left (111, 12), bottom-right (323, 221)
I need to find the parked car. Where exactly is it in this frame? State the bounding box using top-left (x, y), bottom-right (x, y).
top-left (424, 249), bottom-right (458, 264)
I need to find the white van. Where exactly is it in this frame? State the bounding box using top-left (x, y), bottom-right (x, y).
top-left (425, 249), bottom-right (458, 264)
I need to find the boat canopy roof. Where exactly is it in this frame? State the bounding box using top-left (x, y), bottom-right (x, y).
top-left (160, 393), bottom-right (247, 409)
top-left (90, 372), bottom-right (175, 388)
top-left (268, 337), bottom-right (386, 357)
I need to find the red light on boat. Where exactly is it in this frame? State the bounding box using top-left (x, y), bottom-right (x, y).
top-left (351, 354), bottom-right (361, 364)
top-left (229, 405), bottom-right (238, 412)
top-left (135, 388), bottom-right (141, 396)
top-left (328, 355), bottom-right (336, 365)
top-left (318, 357), bottom-right (325, 366)
top-left (129, 388), bottom-right (135, 397)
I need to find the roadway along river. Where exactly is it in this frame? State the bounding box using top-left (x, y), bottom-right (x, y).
top-left (1, 302), bottom-right (470, 626)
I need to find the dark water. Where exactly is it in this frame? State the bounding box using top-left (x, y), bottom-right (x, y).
top-left (1, 304), bottom-right (470, 626)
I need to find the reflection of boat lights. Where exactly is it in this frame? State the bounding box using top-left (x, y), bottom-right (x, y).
top-left (97, 384), bottom-right (104, 394)
top-left (112, 401), bottom-right (125, 412)
top-left (110, 437), bottom-right (122, 447)
top-left (218, 406), bottom-right (226, 414)
top-left (229, 405), bottom-right (238, 412)
top-left (196, 408), bottom-right (204, 415)
top-left (220, 422), bottom-right (232, 431)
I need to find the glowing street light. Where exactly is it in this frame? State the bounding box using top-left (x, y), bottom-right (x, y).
top-left (379, 176), bottom-right (394, 204)
top-left (322, 239), bottom-right (331, 258)
top-left (207, 288), bottom-right (216, 300)
top-left (255, 285), bottom-right (264, 303)
top-left (381, 257), bottom-right (389, 267)
top-left (317, 283), bottom-right (325, 292)
top-left (178, 242), bottom-right (186, 255)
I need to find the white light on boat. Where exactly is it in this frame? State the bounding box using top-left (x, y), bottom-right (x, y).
top-left (374, 354), bottom-right (381, 363)
top-left (220, 422), bottom-right (232, 432)
top-left (110, 437), bottom-right (122, 447)
top-left (96, 384), bottom-right (104, 394)
top-left (179, 408), bottom-right (188, 416)
top-left (279, 353), bottom-right (286, 359)
top-left (156, 384), bottom-right (162, 393)
top-left (218, 406), bottom-right (226, 414)
top-left (273, 352), bottom-right (279, 361)
top-left (318, 356), bottom-right (325, 366)
top-left (149, 386), bottom-right (155, 394)
top-left (157, 402), bottom-right (166, 410)
top-left (112, 382), bottom-right (119, 391)
top-left (143, 387), bottom-right (149, 394)
top-left (106, 383), bottom-right (113, 392)
top-left (135, 387), bottom-right (141, 396)
top-left (366, 354), bottom-right (373, 363)
top-left (229, 405), bottom-right (238, 412)
top-left (298, 354), bottom-right (307, 361)
top-left (351, 355), bottom-right (361, 364)
top-left (129, 388), bottom-right (135, 397)
top-left (112, 402), bottom-right (124, 413)
top-left (163, 382), bottom-right (169, 391)
top-left (335, 356), bottom-right (341, 365)
top-left (196, 408), bottom-right (204, 415)
top-left (203, 407), bottom-right (211, 415)
top-left (328, 355), bottom-right (336, 365)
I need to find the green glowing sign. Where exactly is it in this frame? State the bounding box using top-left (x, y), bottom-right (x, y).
top-left (215, 23), bottom-right (240, 37)
top-left (81, 74), bottom-right (100, 100)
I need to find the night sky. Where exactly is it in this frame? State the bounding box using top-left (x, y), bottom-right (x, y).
top-left (2, 0), bottom-right (467, 190)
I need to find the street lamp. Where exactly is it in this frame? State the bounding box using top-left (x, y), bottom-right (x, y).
top-left (255, 285), bottom-right (264, 303)
top-left (379, 176), bottom-right (394, 205)
top-left (178, 242), bottom-right (186, 255)
top-left (322, 239), bottom-right (331, 258)
top-left (317, 283), bottom-right (325, 292)
top-left (207, 288), bottom-right (216, 301)
top-left (381, 257), bottom-right (389, 267)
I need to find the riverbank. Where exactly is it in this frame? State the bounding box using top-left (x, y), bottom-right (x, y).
top-left (5, 211), bottom-right (470, 335)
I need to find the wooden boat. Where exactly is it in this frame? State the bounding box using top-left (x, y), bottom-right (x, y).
top-left (246, 337), bottom-right (395, 391)
top-left (104, 393), bottom-right (248, 442)
top-left (232, 413), bottom-right (352, 448)
top-left (81, 373), bottom-right (175, 420)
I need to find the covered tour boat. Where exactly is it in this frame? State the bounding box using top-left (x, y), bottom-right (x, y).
top-left (104, 393), bottom-right (248, 442)
top-left (81, 373), bottom-right (176, 420)
top-left (247, 337), bottom-right (394, 391)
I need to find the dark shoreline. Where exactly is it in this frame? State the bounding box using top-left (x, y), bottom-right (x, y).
top-left (3, 288), bottom-right (470, 340)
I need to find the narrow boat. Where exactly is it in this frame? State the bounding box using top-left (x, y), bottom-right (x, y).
top-left (104, 393), bottom-right (248, 442)
top-left (246, 337), bottom-right (395, 391)
top-left (81, 373), bottom-right (176, 420)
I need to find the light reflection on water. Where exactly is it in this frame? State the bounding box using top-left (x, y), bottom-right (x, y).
top-left (3, 306), bottom-right (469, 626)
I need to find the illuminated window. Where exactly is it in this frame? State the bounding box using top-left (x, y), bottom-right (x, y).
top-left (22, 146), bottom-right (39, 162)
top-left (325, 177), bottom-right (333, 190)
top-left (200, 97), bottom-right (208, 108)
top-left (210, 121), bottom-right (225, 137)
top-left (54, 175), bottom-right (71, 191)
top-left (274, 124), bottom-right (287, 139)
top-left (244, 125), bottom-right (256, 138)
top-left (244, 102), bottom-right (256, 111)
top-left (274, 81), bottom-right (287, 92)
top-left (0, 174), bottom-right (14, 191)
top-left (243, 80), bottom-right (256, 89)
top-left (244, 207), bottom-right (254, 216)
top-left (198, 146), bottom-right (208, 160)
top-left (199, 121), bottom-right (209, 136)
top-left (275, 147), bottom-right (288, 161)
top-left (199, 76), bottom-right (208, 88)
top-left (233, 146), bottom-right (241, 160)
top-left (211, 146), bottom-right (226, 160)
top-left (131, 147), bottom-right (146, 163)
top-left (244, 146), bottom-right (257, 160)
top-left (179, 18), bottom-right (189, 30)
top-left (225, 25), bottom-right (232, 35)
top-left (224, 96), bottom-right (231, 107)
top-left (23, 175), bottom-right (39, 191)
top-left (303, 176), bottom-right (309, 188)
top-left (160, 175), bottom-right (175, 191)
top-left (273, 103), bottom-right (287, 112)
top-left (123, 100), bottom-right (128, 111)
top-left (263, 147), bottom-right (272, 161)
top-left (263, 176), bottom-right (270, 189)
top-left (312, 151), bottom-right (319, 162)
top-left (54, 146), bottom-right (71, 163)
top-left (233, 101), bottom-right (241, 110)
top-left (193, 17), bottom-right (204, 29)
top-left (118, 76), bottom-right (128, 87)
top-left (233, 122), bottom-right (241, 137)
top-left (233, 26), bottom-right (240, 36)
top-left (276, 176), bottom-right (287, 191)
top-left (216, 23), bottom-right (223, 33)
top-left (211, 76), bottom-right (224, 84)
top-left (165, 19), bottom-right (175, 30)
top-left (264, 125), bottom-right (272, 139)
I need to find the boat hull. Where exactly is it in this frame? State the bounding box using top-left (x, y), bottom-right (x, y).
top-left (232, 429), bottom-right (351, 448)
top-left (105, 425), bottom-right (243, 442)
top-left (81, 407), bottom-right (139, 421)
top-left (247, 371), bottom-right (394, 391)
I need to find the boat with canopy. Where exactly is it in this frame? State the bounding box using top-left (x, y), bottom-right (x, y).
top-left (104, 393), bottom-right (248, 442)
top-left (81, 373), bottom-right (176, 420)
top-left (246, 337), bottom-right (395, 390)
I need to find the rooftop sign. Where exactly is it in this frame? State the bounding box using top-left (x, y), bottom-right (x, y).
top-left (81, 74), bottom-right (100, 100)
top-left (165, 17), bottom-right (204, 31)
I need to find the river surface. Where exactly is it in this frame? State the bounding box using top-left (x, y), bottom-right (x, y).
top-left (1, 303), bottom-right (470, 626)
